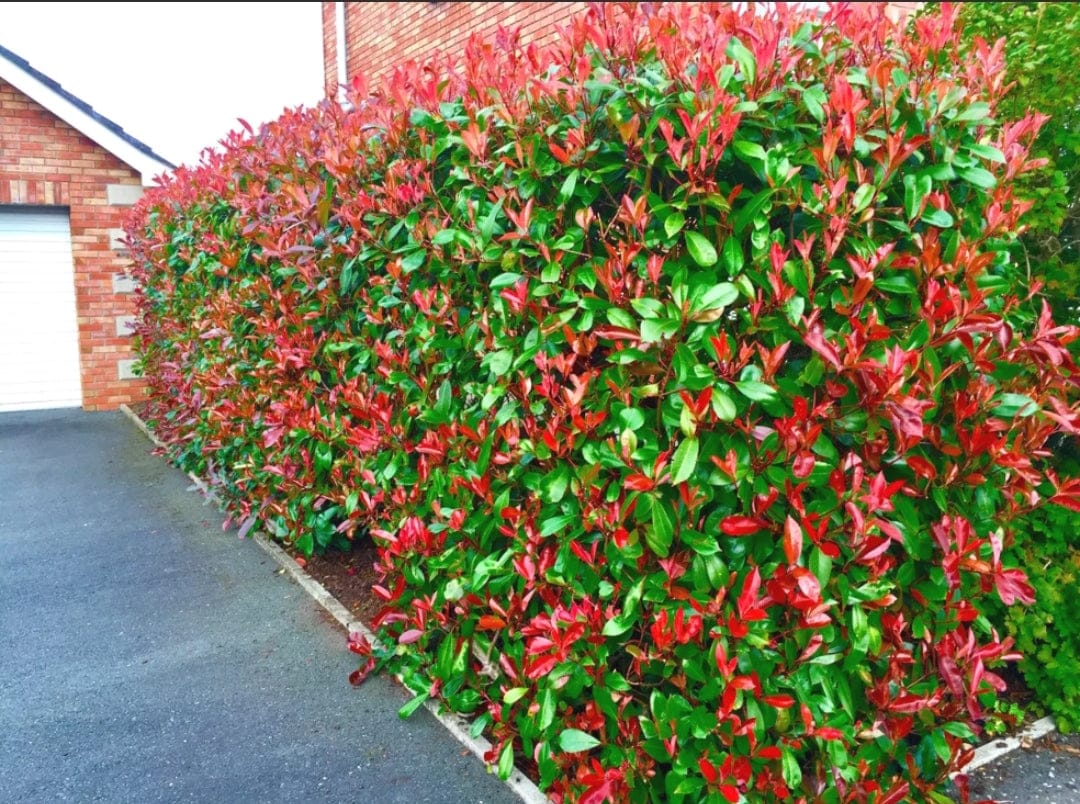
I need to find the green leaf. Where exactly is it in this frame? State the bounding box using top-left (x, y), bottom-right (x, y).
top-left (958, 166), bottom-right (997, 190)
top-left (992, 393), bottom-right (1039, 417)
top-left (852, 183), bottom-right (875, 213)
top-left (735, 380), bottom-right (778, 402)
top-left (711, 389), bottom-right (737, 421)
top-left (606, 307), bottom-right (637, 329)
top-left (685, 231), bottom-right (718, 267)
top-left (732, 188), bottom-right (772, 234)
top-left (803, 86), bottom-right (826, 122)
top-left (810, 546), bottom-right (833, 586)
top-left (399, 691), bottom-right (430, 719)
top-left (921, 208), bottom-right (954, 228)
top-left (648, 498), bottom-right (674, 558)
top-left (479, 197), bottom-right (504, 244)
top-left (726, 36), bottom-right (757, 85)
top-left (559, 728), bottom-right (601, 752)
top-left (721, 237), bottom-right (744, 276)
top-left (630, 298), bottom-right (664, 318)
top-left (490, 272), bottom-right (523, 289)
top-left (602, 612), bottom-right (636, 637)
top-left (664, 211), bottom-right (686, 239)
top-left (498, 741), bottom-right (514, 779)
top-left (904, 173), bottom-right (932, 221)
top-left (542, 464), bottom-right (571, 503)
top-left (697, 282), bottom-right (738, 312)
top-left (558, 169), bottom-right (579, 205)
top-left (294, 531), bottom-right (314, 556)
top-left (876, 273), bottom-right (917, 294)
top-left (670, 436), bottom-right (699, 484)
top-left (401, 249), bottom-right (425, 273)
top-left (969, 143), bottom-right (1005, 163)
top-left (541, 514), bottom-right (577, 537)
top-left (781, 746), bottom-right (803, 788)
top-left (733, 139), bottom-right (767, 163)
top-left (955, 102), bottom-right (991, 123)
top-left (539, 689), bottom-right (556, 730)
top-left (503, 687), bottom-right (528, 705)
top-left (483, 349), bottom-right (513, 376)
top-left (942, 721), bottom-right (977, 740)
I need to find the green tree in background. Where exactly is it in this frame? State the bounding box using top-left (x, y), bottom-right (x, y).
top-left (951, 2), bottom-right (1080, 317)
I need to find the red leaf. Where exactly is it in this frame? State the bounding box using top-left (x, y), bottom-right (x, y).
top-left (792, 452), bottom-right (815, 478)
top-left (803, 313), bottom-right (843, 370)
top-left (580, 780), bottom-right (614, 804)
top-left (907, 455), bottom-right (937, 480)
top-left (594, 326), bottom-right (642, 342)
top-left (721, 516), bottom-right (763, 536)
top-left (763, 694), bottom-right (795, 708)
top-left (477, 615), bottom-right (508, 631)
top-left (698, 756), bottom-right (719, 785)
top-left (398, 629), bottom-right (424, 644)
top-left (349, 656), bottom-right (375, 686)
top-left (624, 473), bottom-right (655, 491)
top-left (720, 785), bottom-right (740, 803)
top-left (1050, 491), bottom-right (1080, 513)
top-left (879, 783), bottom-right (911, 804)
top-left (783, 516), bottom-right (802, 565)
top-left (737, 567), bottom-right (762, 620)
top-left (995, 568), bottom-right (1035, 605)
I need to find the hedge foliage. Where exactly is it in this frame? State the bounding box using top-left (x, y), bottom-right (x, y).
top-left (127, 4), bottom-right (1080, 802)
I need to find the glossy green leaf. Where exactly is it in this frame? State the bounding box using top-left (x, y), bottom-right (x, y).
top-left (685, 231), bottom-right (718, 267)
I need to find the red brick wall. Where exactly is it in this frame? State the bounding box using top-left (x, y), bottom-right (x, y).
top-left (322, 1), bottom-right (587, 91)
top-left (0, 78), bottom-right (145, 411)
top-left (322, 2), bottom-right (924, 93)
top-left (321, 2), bottom-right (339, 97)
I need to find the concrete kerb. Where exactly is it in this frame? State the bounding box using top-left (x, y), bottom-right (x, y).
top-left (963, 715), bottom-right (1057, 775)
top-left (118, 404), bottom-right (547, 804)
top-left (118, 404), bottom-right (1057, 791)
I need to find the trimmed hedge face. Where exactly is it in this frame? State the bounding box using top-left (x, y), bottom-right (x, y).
top-left (127, 4), bottom-right (1080, 802)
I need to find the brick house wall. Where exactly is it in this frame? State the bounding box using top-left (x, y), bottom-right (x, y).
top-left (0, 77), bottom-right (145, 411)
top-left (322, 2), bottom-right (923, 94)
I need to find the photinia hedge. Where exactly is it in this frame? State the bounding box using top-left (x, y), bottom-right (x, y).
top-left (127, 3), bottom-right (1080, 801)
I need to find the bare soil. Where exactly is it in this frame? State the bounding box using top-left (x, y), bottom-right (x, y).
top-left (301, 540), bottom-right (384, 626)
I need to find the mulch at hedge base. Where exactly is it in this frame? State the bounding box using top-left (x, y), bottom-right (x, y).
top-left (300, 541), bottom-right (384, 626)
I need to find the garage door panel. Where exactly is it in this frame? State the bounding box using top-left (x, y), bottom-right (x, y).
top-left (0, 208), bottom-right (83, 411)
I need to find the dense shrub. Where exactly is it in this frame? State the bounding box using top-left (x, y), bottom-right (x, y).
top-left (127, 3), bottom-right (1080, 801)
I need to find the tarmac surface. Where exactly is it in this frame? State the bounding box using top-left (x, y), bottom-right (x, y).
top-left (966, 731), bottom-right (1080, 803)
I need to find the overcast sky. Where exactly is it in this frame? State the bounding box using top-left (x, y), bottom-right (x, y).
top-left (1, 2), bottom-right (324, 169)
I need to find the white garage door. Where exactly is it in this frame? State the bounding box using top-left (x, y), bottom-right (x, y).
top-left (0, 207), bottom-right (83, 412)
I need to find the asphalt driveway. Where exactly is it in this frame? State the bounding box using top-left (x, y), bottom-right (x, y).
top-left (0, 409), bottom-right (516, 804)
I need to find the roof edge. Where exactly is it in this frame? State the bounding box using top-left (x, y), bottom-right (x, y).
top-left (0, 42), bottom-right (175, 186)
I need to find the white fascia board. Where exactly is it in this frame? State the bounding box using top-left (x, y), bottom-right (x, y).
top-left (0, 60), bottom-right (172, 186)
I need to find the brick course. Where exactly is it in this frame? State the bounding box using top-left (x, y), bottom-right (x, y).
top-left (1, 78), bottom-right (145, 410)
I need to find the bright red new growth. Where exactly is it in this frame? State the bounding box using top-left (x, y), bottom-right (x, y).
top-left (126, 2), bottom-right (1079, 801)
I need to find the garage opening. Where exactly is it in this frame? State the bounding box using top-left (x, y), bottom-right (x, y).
top-left (0, 206), bottom-right (83, 411)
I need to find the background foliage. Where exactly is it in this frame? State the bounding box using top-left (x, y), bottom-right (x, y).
top-left (127, 3), bottom-right (1080, 801)
top-left (950, 2), bottom-right (1080, 318)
